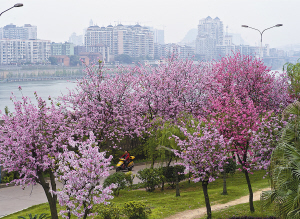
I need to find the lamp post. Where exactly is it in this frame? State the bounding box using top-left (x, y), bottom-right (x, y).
top-left (242, 24), bottom-right (283, 58)
top-left (0, 3), bottom-right (23, 17)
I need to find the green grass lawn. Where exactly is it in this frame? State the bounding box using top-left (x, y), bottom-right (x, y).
top-left (199, 201), bottom-right (276, 219)
top-left (3, 170), bottom-right (272, 219)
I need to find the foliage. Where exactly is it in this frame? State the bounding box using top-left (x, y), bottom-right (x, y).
top-left (261, 101), bottom-right (300, 219)
top-left (48, 56), bottom-right (58, 65)
top-left (69, 55), bottom-right (80, 66)
top-left (137, 168), bottom-right (161, 192)
top-left (123, 201), bottom-right (152, 219)
top-left (124, 171), bottom-right (135, 188)
top-left (284, 58), bottom-right (300, 100)
top-left (103, 172), bottom-right (127, 196)
top-left (2, 171), bottom-right (15, 183)
top-left (17, 213), bottom-right (50, 219)
top-left (160, 165), bottom-right (185, 188)
top-left (93, 203), bottom-right (121, 219)
top-left (223, 158), bottom-right (236, 175)
top-left (4, 105), bottom-right (10, 116)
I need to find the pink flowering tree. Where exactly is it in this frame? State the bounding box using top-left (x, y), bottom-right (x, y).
top-left (60, 64), bottom-right (145, 145)
top-left (0, 91), bottom-right (115, 219)
top-left (173, 121), bottom-right (232, 219)
top-left (208, 53), bottom-right (291, 212)
top-left (0, 92), bottom-right (71, 219)
top-left (54, 133), bottom-right (115, 219)
top-left (131, 56), bottom-right (215, 124)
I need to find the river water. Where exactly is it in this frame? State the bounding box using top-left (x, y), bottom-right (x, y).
top-left (0, 80), bottom-right (78, 114)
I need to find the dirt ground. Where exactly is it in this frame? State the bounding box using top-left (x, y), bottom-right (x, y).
top-left (164, 188), bottom-right (270, 219)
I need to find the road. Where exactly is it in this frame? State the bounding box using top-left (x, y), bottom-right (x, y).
top-left (0, 161), bottom-right (172, 218)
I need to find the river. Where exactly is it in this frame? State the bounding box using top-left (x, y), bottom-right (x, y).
top-left (0, 80), bottom-right (78, 113)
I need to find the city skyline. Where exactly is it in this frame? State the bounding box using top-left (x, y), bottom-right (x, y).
top-left (0, 0), bottom-right (299, 49)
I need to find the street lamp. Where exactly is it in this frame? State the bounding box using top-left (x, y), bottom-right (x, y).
top-left (0, 3), bottom-right (23, 17)
top-left (242, 24), bottom-right (283, 58)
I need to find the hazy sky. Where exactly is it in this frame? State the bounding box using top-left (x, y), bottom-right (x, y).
top-left (0, 0), bottom-right (299, 48)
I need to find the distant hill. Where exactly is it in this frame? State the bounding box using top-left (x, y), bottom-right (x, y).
top-left (179, 28), bottom-right (197, 46)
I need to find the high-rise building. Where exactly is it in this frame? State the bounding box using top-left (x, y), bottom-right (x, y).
top-left (0, 39), bottom-right (51, 65)
top-left (0, 24), bottom-right (37, 40)
top-left (154, 29), bottom-right (165, 44)
top-left (84, 23), bottom-right (154, 61)
top-left (195, 16), bottom-right (223, 61)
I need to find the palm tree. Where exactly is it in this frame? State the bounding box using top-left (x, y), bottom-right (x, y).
top-left (261, 101), bottom-right (300, 218)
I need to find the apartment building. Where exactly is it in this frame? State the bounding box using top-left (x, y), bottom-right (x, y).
top-left (0, 24), bottom-right (37, 40)
top-left (0, 39), bottom-right (51, 65)
top-left (85, 24), bottom-right (154, 61)
top-left (195, 16), bottom-right (223, 61)
top-left (154, 43), bottom-right (194, 60)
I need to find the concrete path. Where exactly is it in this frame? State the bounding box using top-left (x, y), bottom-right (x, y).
top-left (0, 161), bottom-right (167, 217)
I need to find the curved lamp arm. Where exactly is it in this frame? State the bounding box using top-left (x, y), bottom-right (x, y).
top-left (0, 3), bottom-right (23, 17)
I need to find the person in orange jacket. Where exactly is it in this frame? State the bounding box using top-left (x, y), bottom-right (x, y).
top-left (120, 150), bottom-right (130, 168)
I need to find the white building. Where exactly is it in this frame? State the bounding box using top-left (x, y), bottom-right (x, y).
top-left (195, 16), bottom-right (223, 61)
top-left (84, 24), bottom-right (154, 60)
top-left (0, 24), bottom-right (37, 40)
top-left (0, 39), bottom-right (51, 65)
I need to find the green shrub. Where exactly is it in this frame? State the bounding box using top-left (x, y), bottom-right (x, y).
top-left (93, 203), bottom-right (121, 219)
top-left (124, 171), bottom-right (135, 188)
top-left (161, 165), bottom-right (185, 188)
top-left (103, 172), bottom-right (127, 196)
top-left (137, 168), bottom-right (160, 192)
top-left (123, 201), bottom-right (151, 219)
top-left (18, 213), bottom-right (50, 219)
top-left (2, 171), bottom-right (19, 183)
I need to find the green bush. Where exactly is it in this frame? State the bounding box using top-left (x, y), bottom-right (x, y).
top-left (160, 165), bottom-right (185, 188)
top-left (137, 168), bottom-right (160, 192)
top-left (2, 171), bottom-right (19, 183)
top-left (123, 201), bottom-right (151, 219)
top-left (124, 171), bottom-right (135, 188)
top-left (93, 203), bottom-right (121, 219)
top-left (103, 172), bottom-right (127, 196)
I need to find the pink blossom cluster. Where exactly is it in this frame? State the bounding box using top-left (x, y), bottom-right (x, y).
top-left (173, 123), bottom-right (233, 183)
top-left (54, 133), bottom-right (115, 218)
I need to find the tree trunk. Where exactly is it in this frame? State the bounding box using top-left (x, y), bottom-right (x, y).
top-left (175, 169), bottom-right (180, 197)
top-left (83, 203), bottom-right (89, 219)
top-left (167, 156), bottom-right (172, 167)
top-left (67, 209), bottom-right (71, 219)
top-left (151, 157), bottom-right (155, 169)
top-left (222, 171), bottom-right (228, 195)
top-left (244, 170), bottom-right (255, 212)
top-left (37, 171), bottom-right (59, 219)
top-left (202, 180), bottom-right (212, 219)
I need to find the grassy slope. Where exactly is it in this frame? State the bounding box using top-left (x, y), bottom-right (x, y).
top-left (199, 201), bottom-right (276, 219)
top-left (3, 170), bottom-right (272, 219)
